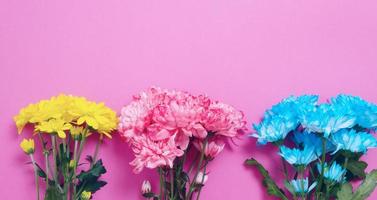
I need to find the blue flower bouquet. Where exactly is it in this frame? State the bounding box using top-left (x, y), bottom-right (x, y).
top-left (247, 95), bottom-right (377, 200)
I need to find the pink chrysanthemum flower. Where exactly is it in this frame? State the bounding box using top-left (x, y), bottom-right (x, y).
top-left (129, 134), bottom-right (184, 173)
top-left (119, 87), bottom-right (247, 173)
top-left (202, 101), bottom-right (247, 137)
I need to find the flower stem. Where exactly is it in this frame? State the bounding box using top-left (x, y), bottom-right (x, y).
top-left (341, 157), bottom-right (349, 182)
top-left (77, 131), bottom-right (87, 162)
top-left (72, 140), bottom-right (78, 194)
top-left (38, 133), bottom-right (50, 187)
top-left (188, 154), bottom-right (199, 175)
top-left (51, 135), bottom-right (58, 181)
top-left (66, 136), bottom-right (70, 158)
top-left (30, 154), bottom-right (40, 200)
top-left (344, 157), bottom-right (349, 170)
top-left (159, 167), bottom-right (165, 200)
top-left (61, 137), bottom-right (70, 200)
top-left (62, 138), bottom-right (67, 156)
top-left (187, 138), bottom-right (208, 200)
top-left (316, 138), bottom-right (327, 198)
top-left (51, 135), bottom-right (63, 193)
top-left (170, 168), bottom-right (174, 200)
top-left (195, 161), bottom-right (208, 200)
top-left (325, 184), bottom-right (330, 199)
top-left (45, 153), bottom-right (50, 185)
top-left (91, 135), bottom-right (102, 167)
top-left (72, 138), bottom-right (81, 198)
top-left (298, 166), bottom-right (306, 200)
top-left (74, 131), bottom-right (88, 198)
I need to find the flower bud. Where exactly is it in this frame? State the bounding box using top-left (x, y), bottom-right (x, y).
top-left (194, 140), bottom-right (225, 159)
top-left (69, 159), bottom-right (77, 169)
top-left (195, 171), bottom-right (208, 185)
top-left (20, 138), bottom-right (35, 155)
top-left (81, 190), bottom-right (92, 200)
top-left (205, 141), bottom-right (225, 159)
top-left (141, 180), bottom-right (152, 194)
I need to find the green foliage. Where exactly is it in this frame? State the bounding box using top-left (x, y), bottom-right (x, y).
top-left (142, 192), bottom-right (159, 200)
top-left (245, 158), bottom-right (289, 200)
top-left (336, 151), bottom-right (367, 180)
top-left (337, 169), bottom-right (377, 200)
top-left (353, 169), bottom-right (377, 199)
top-left (44, 185), bottom-right (63, 200)
top-left (346, 160), bottom-right (368, 179)
top-left (171, 158), bottom-right (190, 200)
top-left (35, 162), bottom-right (47, 179)
top-left (76, 159), bottom-right (107, 197)
top-left (337, 183), bottom-right (353, 200)
top-left (283, 180), bottom-right (295, 196)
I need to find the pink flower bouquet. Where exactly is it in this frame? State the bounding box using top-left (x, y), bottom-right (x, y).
top-left (118, 87), bottom-right (247, 200)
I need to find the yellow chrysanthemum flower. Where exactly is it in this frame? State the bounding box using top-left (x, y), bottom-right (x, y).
top-left (97, 108), bottom-right (118, 138)
top-left (49, 94), bottom-right (77, 123)
top-left (35, 119), bottom-right (72, 138)
top-left (81, 191), bottom-right (92, 200)
top-left (20, 138), bottom-right (35, 154)
top-left (70, 98), bottom-right (118, 138)
top-left (15, 94), bottom-right (118, 139)
top-left (70, 99), bottom-right (101, 129)
top-left (14, 103), bottom-right (39, 133)
top-left (29, 99), bottom-right (62, 124)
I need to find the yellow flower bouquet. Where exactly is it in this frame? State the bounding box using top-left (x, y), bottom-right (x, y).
top-left (15, 94), bottom-right (118, 200)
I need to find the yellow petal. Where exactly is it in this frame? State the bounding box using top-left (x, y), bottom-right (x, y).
top-left (63, 123), bottom-right (72, 130)
top-left (77, 117), bottom-right (86, 125)
top-left (17, 125), bottom-right (25, 134)
top-left (57, 131), bottom-right (66, 139)
top-left (86, 117), bottom-right (99, 129)
top-left (101, 131), bottom-right (112, 139)
top-left (84, 132), bottom-right (93, 138)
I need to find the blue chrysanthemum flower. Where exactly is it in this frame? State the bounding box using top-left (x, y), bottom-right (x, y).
top-left (316, 161), bottom-right (346, 183)
top-left (269, 95), bottom-right (318, 115)
top-left (299, 103), bottom-right (356, 138)
top-left (252, 95), bottom-right (318, 145)
top-left (287, 178), bottom-right (317, 195)
top-left (252, 116), bottom-right (296, 145)
top-left (330, 129), bottom-right (377, 153)
top-left (279, 145), bottom-right (318, 165)
top-left (292, 131), bottom-right (335, 155)
top-left (331, 94), bottom-right (377, 129)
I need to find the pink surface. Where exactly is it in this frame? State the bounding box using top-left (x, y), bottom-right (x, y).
top-left (1, 0), bottom-right (377, 199)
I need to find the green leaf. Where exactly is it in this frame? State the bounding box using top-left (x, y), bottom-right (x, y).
top-left (143, 192), bottom-right (159, 198)
top-left (353, 169), bottom-right (377, 200)
top-left (56, 143), bottom-right (71, 176)
top-left (328, 182), bottom-right (342, 197)
top-left (76, 159), bottom-right (107, 195)
top-left (35, 162), bottom-right (46, 178)
top-left (174, 158), bottom-right (189, 199)
top-left (346, 160), bottom-right (368, 179)
top-left (44, 185), bottom-right (63, 200)
top-left (83, 180), bottom-right (107, 192)
top-left (340, 151), bottom-right (362, 160)
top-left (337, 169), bottom-right (377, 200)
top-left (77, 160), bottom-right (106, 181)
top-left (283, 180), bottom-right (294, 195)
top-left (337, 183), bottom-right (353, 200)
top-left (245, 158), bottom-right (289, 200)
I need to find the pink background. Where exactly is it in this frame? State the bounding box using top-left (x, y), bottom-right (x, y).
top-left (1, 0), bottom-right (377, 199)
